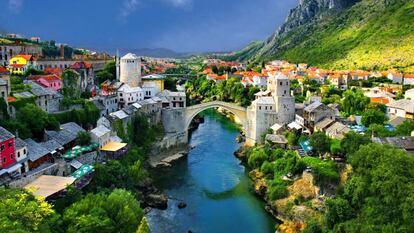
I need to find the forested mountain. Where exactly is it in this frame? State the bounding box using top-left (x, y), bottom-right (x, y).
top-left (229, 0), bottom-right (414, 72)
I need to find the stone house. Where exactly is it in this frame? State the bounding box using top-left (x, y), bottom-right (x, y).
top-left (117, 83), bottom-right (145, 108)
top-left (29, 81), bottom-right (63, 113)
top-left (302, 101), bottom-right (335, 131)
top-left (387, 99), bottom-right (414, 120)
top-left (90, 125), bottom-right (111, 148)
top-left (15, 138), bottom-right (29, 174)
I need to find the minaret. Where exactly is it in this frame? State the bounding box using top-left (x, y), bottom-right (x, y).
top-left (116, 49), bottom-right (120, 81)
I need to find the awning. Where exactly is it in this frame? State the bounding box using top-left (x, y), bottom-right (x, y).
top-left (288, 122), bottom-right (302, 130)
top-left (100, 142), bottom-right (127, 152)
top-left (6, 163), bottom-right (22, 173)
top-left (70, 159), bottom-right (83, 169)
top-left (0, 163), bottom-right (22, 175)
top-left (271, 123), bottom-right (283, 132)
top-left (71, 164), bottom-right (94, 179)
top-left (24, 175), bottom-right (76, 198)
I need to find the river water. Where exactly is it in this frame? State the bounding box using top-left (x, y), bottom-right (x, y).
top-left (147, 110), bottom-right (276, 233)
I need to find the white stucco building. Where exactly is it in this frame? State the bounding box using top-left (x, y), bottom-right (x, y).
top-left (246, 72), bottom-right (295, 145)
top-left (90, 125), bottom-right (111, 148)
top-left (117, 83), bottom-right (145, 108)
top-left (120, 53), bottom-right (141, 87)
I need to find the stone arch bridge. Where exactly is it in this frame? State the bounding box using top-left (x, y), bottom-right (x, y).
top-left (184, 101), bottom-right (247, 131)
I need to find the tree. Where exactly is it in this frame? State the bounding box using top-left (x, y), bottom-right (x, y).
top-left (17, 103), bottom-right (59, 139)
top-left (63, 189), bottom-right (144, 233)
top-left (24, 67), bottom-right (46, 76)
top-left (309, 132), bottom-right (331, 156)
top-left (96, 61), bottom-right (116, 84)
top-left (128, 160), bottom-right (147, 184)
top-left (136, 217), bottom-right (150, 233)
top-left (395, 120), bottom-right (414, 136)
top-left (247, 147), bottom-right (268, 168)
top-left (324, 144), bottom-right (414, 232)
top-left (76, 131), bottom-right (91, 146)
top-left (340, 132), bottom-right (371, 156)
top-left (0, 188), bottom-right (58, 233)
top-left (361, 109), bottom-right (387, 127)
top-left (61, 69), bottom-right (81, 100)
top-left (341, 89), bottom-right (370, 116)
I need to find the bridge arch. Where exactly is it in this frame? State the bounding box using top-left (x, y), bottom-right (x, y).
top-left (184, 101), bottom-right (248, 132)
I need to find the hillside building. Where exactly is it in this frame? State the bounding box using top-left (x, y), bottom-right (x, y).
top-left (246, 73), bottom-right (295, 145)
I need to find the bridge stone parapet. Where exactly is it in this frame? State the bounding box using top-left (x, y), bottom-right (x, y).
top-left (161, 101), bottom-right (248, 145)
top-left (184, 101), bottom-right (247, 131)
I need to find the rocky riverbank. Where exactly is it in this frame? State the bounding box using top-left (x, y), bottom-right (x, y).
top-left (234, 145), bottom-right (326, 233)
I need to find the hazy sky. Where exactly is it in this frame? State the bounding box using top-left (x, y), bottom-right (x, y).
top-left (0, 0), bottom-right (298, 52)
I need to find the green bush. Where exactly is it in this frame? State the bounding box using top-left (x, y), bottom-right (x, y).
top-left (303, 157), bottom-right (339, 185)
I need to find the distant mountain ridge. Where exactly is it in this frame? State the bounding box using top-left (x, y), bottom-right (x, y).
top-left (229, 0), bottom-right (414, 72)
top-left (117, 48), bottom-right (189, 58)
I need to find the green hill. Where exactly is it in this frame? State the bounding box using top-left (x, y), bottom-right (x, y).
top-left (234, 0), bottom-right (414, 72)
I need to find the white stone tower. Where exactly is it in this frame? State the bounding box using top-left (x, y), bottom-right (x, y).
top-left (116, 49), bottom-right (120, 81)
top-left (272, 73), bottom-right (295, 124)
top-left (120, 53), bottom-right (141, 87)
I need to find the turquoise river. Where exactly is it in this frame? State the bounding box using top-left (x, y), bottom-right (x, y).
top-left (147, 110), bottom-right (277, 233)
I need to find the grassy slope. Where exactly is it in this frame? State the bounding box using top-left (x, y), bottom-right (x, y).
top-left (220, 41), bottom-right (264, 61)
top-left (271, 0), bottom-right (414, 72)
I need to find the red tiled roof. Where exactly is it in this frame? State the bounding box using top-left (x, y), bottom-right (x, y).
top-left (371, 97), bottom-right (390, 105)
top-left (44, 67), bottom-right (62, 76)
top-left (15, 54), bottom-right (34, 61)
top-left (7, 96), bottom-right (17, 102)
top-left (28, 74), bottom-right (60, 82)
top-left (70, 61), bottom-right (92, 69)
top-left (9, 64), bottom-right (25, 68)
top-left (0, 66), bottom-right (9, 73)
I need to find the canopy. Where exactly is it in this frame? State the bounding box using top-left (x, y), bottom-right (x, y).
top-left (299, 139), bottom-right (313, 153)
top-left (71, 164), bottom-right (94, 179)
top-left (70, 159), bottom-right (83, 169)
top-left (288, 122), bottom-right (302, 130)
top-left (24, 175), bottom-right (76, 198)
top-left (62, 143), bottom-right (100, 160)
top-left (101, 142), bottom-right (127, 152)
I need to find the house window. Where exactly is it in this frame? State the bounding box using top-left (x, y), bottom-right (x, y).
top-left (8, 142), bottom-right (12, 148)
top-left (10, 154), bottom-right (13, 159)
top-left (1, 145), bottom-right (4, 151)
top-left (259, 106), bottom-right (262, 110)
top-left (17, 151), bottom-right (20, 158)
top-left (280, 82), bottom-right (282, 85)
top-left (2, 158), bottom-right (5, 163)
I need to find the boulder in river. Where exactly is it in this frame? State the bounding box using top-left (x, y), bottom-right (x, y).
top-left (178, 202), bottom-right (187, 209)
top-left (145, 194), bottom-right (168, 210)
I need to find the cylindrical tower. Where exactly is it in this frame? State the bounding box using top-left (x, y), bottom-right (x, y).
top-left (120, 53), bottom-right (141, 87)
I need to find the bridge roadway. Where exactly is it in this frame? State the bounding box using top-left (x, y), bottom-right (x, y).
top-left (184, 101), bottom-right (247, 131)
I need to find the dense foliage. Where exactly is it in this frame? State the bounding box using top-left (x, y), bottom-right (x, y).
top-left (0, 188), bottom-right (58, 233)
top-left (185, 76), bottom-right (259, 107)
top-left (324, 144), bottom-right (414, 232)
top-left (62, 189), bottom-right (144, 233)
top-left (244, 0), bottom-right (414, 73)
top-left (1, 103), bottom-right (60, 139)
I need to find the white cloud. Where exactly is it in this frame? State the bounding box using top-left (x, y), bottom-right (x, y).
top-left (119, 0), bottom-right (140, 19)
top-left (8, 0), bottom-right (23, 14)
top-left (164, 0), bottom-right (193, 8)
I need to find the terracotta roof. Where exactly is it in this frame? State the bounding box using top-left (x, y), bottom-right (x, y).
top-left (9, 64), bottom-right (25, 68)
top-left (371, 97), bottom-right (390, 105)
top-left (7, 96), bottom-right (17, 102)
top-left (44, 67), bottom-right (62, 76)
top-left (15, 54), bottom-right (33, 61)
top-left (70, 61), bottom-right (92, 69)
top-left (404, 74), bottom-right (414, 79)
top-left (0, 66), bottom-right (9, 73)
